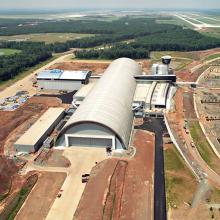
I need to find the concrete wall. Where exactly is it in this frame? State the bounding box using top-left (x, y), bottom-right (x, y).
top-left (38, 80), bottom-right (83, 91)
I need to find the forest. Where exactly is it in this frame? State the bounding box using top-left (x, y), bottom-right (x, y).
top-left (1, 16), bottom-right (220, 80)
top-left (0, 17), bottom-right (175, 36)
top-left (75, 44), bottom-right (149, 59)
top-left (0, 41), bottom-right (52, 81)
top-left (72, 27), bottom-right (220, 59)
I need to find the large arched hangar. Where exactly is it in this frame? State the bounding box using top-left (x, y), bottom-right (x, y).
top-left (56, 58), bottom-right (142, 150)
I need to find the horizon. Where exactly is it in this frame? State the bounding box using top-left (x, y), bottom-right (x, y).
top-left (0, 0), bottom-right (220, 10)
top-left (0, 8), bottom-right (219, 13)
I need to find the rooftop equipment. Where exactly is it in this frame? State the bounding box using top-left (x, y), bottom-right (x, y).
top-left (162, 55), bottom-right (172, 65)
top-left (151, 56), bottom-right (172, 75)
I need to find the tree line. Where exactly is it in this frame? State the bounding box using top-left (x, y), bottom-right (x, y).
top-left (75, 44), bottom-right (149, 60)
top-left (0, 41), bottom-right (52, 81)
top-left (0, 17), bottom-right (176, 36)
top-left (73, 28), bottom-right (220, 59)
top-left (1, 17), bottom-right (220, 81)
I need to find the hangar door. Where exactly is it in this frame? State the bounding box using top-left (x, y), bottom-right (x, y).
top-left (68, 136), bottom-right (113, 148)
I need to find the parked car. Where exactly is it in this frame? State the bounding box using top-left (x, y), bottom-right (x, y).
top-left (81, 174), bottom-right (90, 183)
top-left (57, 193), bottom-right (62, 198)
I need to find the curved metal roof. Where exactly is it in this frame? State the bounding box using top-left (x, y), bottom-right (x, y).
top-left (59, 58), bottom-right (142, 148)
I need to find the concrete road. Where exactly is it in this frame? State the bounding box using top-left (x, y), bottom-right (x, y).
top-left (45, 147), bottom-right (107, 220)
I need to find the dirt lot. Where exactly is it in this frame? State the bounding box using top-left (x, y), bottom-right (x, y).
top-left (174, 48), bottom-right (220, 82)
top-left (0, 96), bottom-right (62, 155)
top-left (44, 149), bottom-right (71, 167)
top-left (183, 90), bottom-right (197, 120)
top-left (74, 130), bottom-right (155, 220)
top-left (0, 156), bottom-right (19, 195)
top-left (0, 96), bottom-right (62, 205)
top-left (120, 130), bottom-right (155, 220)
top-left (15, 172), bottom-right (66, 220)
top-left (50, 61), bottom-right (111, 75)
top-left (50, 59), bottom-right (153, 76)
top-left (74, 159), bottom-right (119, 220)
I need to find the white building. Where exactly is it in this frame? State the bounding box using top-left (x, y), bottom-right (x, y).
top-left (37, 69), bottom-right (91, 91)
top-left (14, 108), bottom-right (65, 153)
top-left (56, 58), bottom-right (142, 150)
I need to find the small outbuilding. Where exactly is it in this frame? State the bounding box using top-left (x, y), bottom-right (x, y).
top-left (14, 107), bottom-right (65, 153)
top-left (37, 69), bottom-right (91, 91)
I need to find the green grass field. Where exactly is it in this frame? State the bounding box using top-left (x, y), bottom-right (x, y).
top-left (150, 51), bottom-right (197, 60)
top-left (189, 121), bottom-right (212, 164)
top-left (204, 53), bottom-right (220, 61)
top-left (150, 51), bottom-right (196, 71)
top-left (199, 18), bottom-right (220, 25)
top-left (156, 17), bottom-right (194, 29)
top-left (165, 146), bottom-right (186, 171)
top-left (0, 48), bottom-right (21, 56)
top-left (7, 175), bottom-right (38, 220)
top-left (164, 145), bottom-right (196, 208)
top-left (189, 121), bottom-right (220, 174)
top-left (159, 15), bottom-right (220, 40)
top-left (0, 33), bottom-right (94, 44)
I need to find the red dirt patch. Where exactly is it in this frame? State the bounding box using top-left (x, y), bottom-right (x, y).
top-left (0, 96), bottom-right (62, 201)
top-left (183, 91), bottom-right (197, 119)
top-left (35, 149), bottom-right (71, 167)
top-left (74, 130), bottom-right (155, 220)
top-left (103, 160), bottom-right (128, 220)
top-left (0, 156), bottom-right (18, 195)
top-left (120, 130), bottom-right (155, 220)
top-left (50, 61), bottom-right (110, 75)
top-left (15, 172), bottom-right (66, 220)
top-left (0, 96), bottom-right (61, 154)
top-left (74, 159), bottom-right (119, 220)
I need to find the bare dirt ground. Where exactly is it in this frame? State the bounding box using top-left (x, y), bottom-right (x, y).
top-left (197, 48), bottom-right (220, 59)
top-left (0, 96), bottom-right (62, 208)
top-left (74, 130), bottom-right (155, 220)
top-left (0, 171), bottom-right (37, 219)
top-left (175, 48), bottom-right (220, 82)
top-left (15, 172), bottom-right (66, 220)
top-left (0, 156), bottom-right (19, 195)
top-left (183, 90), bottom-right (197, 120)
top-left (0, 96), bottom-right (62, 155)
top-left (44, 149), bottom-right (71, 167)
top-left (120, 130), bottom-right (155, 220)
top-left (50, 59), bottom-right (152, 76)
top-left (50, 61), bottom-right (110, 75)
top-left (176, 68), bottom-right (201, 82)
top-left (74, 159), bottom-right (119, 220)
top-left (139, 60), bottom-right (152, 74)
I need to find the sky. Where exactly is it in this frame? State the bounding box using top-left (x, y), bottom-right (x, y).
top-left (0, 0), bottom-right (220, 10)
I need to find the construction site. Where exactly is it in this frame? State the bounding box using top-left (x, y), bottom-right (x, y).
top-left (0, 54), bottom-right (175, 220)
top-left (1, 48), bottom-right (220, 220)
